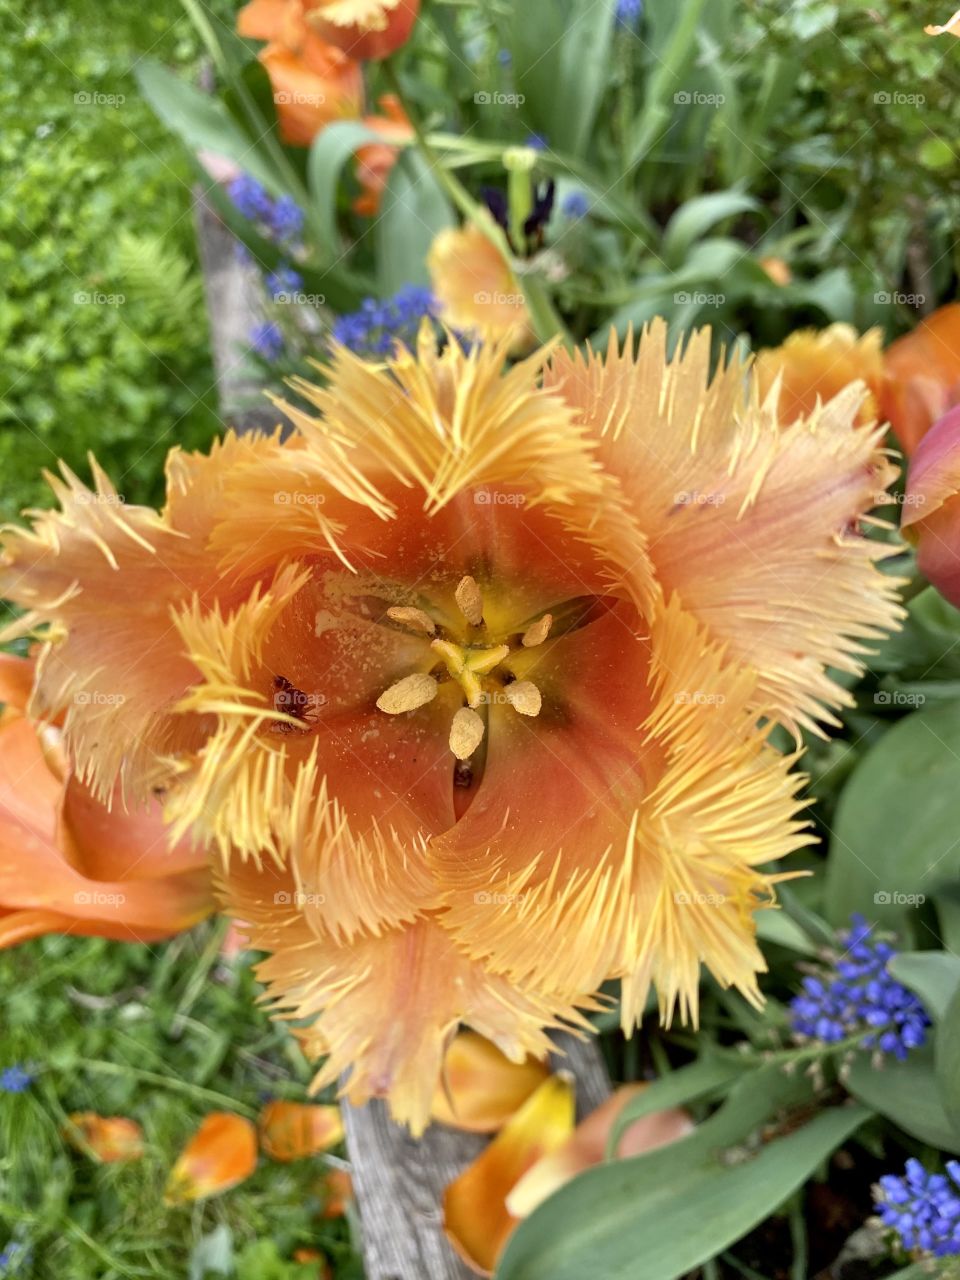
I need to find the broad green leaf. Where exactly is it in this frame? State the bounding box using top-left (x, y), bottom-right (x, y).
top-left (662, 191), bottom-right (760, 269)
top-left (556, 0), bottom-right (618, 156)
top-left (871, 587), bottom-right (960, 682)
top-left (307, 120), bottom-right (396, 256)
top-left (754, 908), bottom-right (819, 956)
top-left (606, 1056), bottom-right (746, 1155)
top-left (375, 150), bottom-right (454, 295)
top-left (496, 1068), bottom-right (868, 1280)
top-left (889, 952), bottom-right (960, 1020)
top-left (135, 60), bottom-right (284, 197)
top-left (936, 985), bottom-right (960, 1133)
top-left (847, 1050), bottom-right (960, 1154)
top-left (824, 703), bottom-right (960, 929)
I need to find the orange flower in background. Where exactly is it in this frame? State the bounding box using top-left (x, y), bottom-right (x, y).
top-left (428, 224), bottom-right (533, 352)
top-left (165, 1112), bottom-right (258, 1204)
top-left (64, 1113), bottom-right (145, 1163)
top-left (293, 1250), bottom-right (332, 1278)
top-left (317, 1167), bottom-right (353, 1218)
top-left (758, 256), bottom-right (792, 287)
top-left (0, 654), bottom-right (212, 948)
top-left (432, 1031), bottom-right (550, 1133)
top-left (926, 8), bottom-right (960, 35)
top-left (880, 303), bottom-right (960, 455)
top-left (306, 0), bottom-right (420, 60)
top-left (258, 1100), bottom-right (344, 1161)
top-left (753, 324), bottom-right (884, 430)
top-left (443, 1074), bottom-right (575, 1274)
top-left (0, 323), bottom-right (901, 1133)
top-left (353, 93), bottom-right (412, 216)
top-left (238, 0), bottom-right (363, 146)
top-left (903, 403), bottom-right (960, 606)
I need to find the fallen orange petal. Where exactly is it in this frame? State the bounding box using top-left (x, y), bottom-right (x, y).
top-left (443, 1073), bottom-right (575, 1275)
top-left (506, 1084), bottom-right (694, 1218)
top-left (259, 1100), bottom-right (344, 1162)
top-left (165, 1113), bottom-right (258, 1204)
top-left (64, 1112), bottom-right (145, 1163)
top-left (293, 1249), bottom-right (332, 1279)
top-left (316, 1167), bottom-right (353, 1218)
top-left (432, 1030), bottom-right (550, 1133)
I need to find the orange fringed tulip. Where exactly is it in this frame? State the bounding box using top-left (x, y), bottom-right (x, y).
top-left (880, 303), bottom-right (960, 456)
top-left (432, 1031), bottom-right (550, 1133)
top-left (64, 1113), bottom-right (145, 1163)
top-left (443, 1074), bottom-right (575, 1274)
top-left (165, 1113), bottom-right (258, 1204)
top-left (353, 94), bottom-right (412, 215)
top-left (238, 0), bottom-right (363, 146)
top-left (0, 654), bottom-right (212, 948)
top-left (258, 1100), bottom-right (344, 1161)
top-left (306, 0), bottom-right (419, 60)
top-left (505, 1085), bottom-right (693, 1218)
top-left (0, 323), bottom-right (902, 1133)
top-left (903, 404), bottom-right (960, 606)
top-left (753, 324), bottom-right (884, 430)
top-left (427, 225), bottom-right (533, 352)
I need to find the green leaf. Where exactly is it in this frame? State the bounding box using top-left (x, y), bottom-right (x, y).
top-left (888, 952), bottom-right (960, 1020)
top-left (496, 1068), bottom-right (868, 1280)
top-left (754, 908), bottom-right (819, 956)
top-left (662, 192), bottom-right (760, 269)
top-left (606, 1056), bottom-right (746, 1155)
top-left (556, 0), bottom-right (618, 157)
top-left (936, 985), bottom-right (960, 1133)
top-left (847, 1049), bottom-right (960, 1154)
top-left (375, 150), bottom-right (454, 295)
top-left (824, 703), bottom-right (960, 928)
top-left (135, 59), bottom-right (284, 197)
top-left (871, 586), bottom-right (960, 683)
top-left (307, 119), bottom-right (398, 256)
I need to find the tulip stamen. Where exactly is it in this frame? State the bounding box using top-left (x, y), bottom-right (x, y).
top-left (504, 679), bottom-right (542, 717)
top-left (431, 638), bottom-right (510, 709)
top-left (521, 613), bottom-right (553, 647)
top-left (454, 575), bottom-right (484, 626)
top-left (376, 672), bottom-right (439, 714)
top-left (385, 605), bottom-right (436, 636)
top-left (450, 706), bottom-right (485, 760)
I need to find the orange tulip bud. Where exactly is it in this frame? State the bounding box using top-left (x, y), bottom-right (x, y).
top-left (258, 1100), bottom-right (344, 1162)
top-left (64, 1112), bottom-right (144, 1163)
top-left (165, 1113), bottom-right (258, 1204)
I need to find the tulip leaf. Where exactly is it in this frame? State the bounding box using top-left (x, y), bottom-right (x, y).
top-left (606, 1055), bottom-right (746, 1156)
top-left (307, 120), bottom-right (398, 256)
top-left (496, 1067), bottom-right (869, 1280)
top-left (375, 150), bottom-right (454, 296)
top-left (888, 952), bottom-right (960, 1020)
top-left (936, 985), bottom-right (960, 1134)
top-left (135, 60), bottom-right (285, 198)
top-left (662, 191), bottom-right (761, 269)
top-left (846, 1049), bottom-right (960, 1154)
top-left (871, 587), bottom-right (960, 682)
top-left (824, 703), bottom-right (960, 929)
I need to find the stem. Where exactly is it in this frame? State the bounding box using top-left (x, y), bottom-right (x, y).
top-left (74, 1059), bottom-right (258, 1118)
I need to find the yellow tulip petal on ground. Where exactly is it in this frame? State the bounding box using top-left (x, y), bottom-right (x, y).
top-left (164, 1113), bottom-right (258, 1204)
top-left (432, 1031), bottom-right (550, 1133)
top-left (506, 1085), bottom-right (694, 1219)
top-left (443, 1073), bottom-right (575, 1275)
top-left (64, 1113), bottom-right (145, 1163)
top-left (258, 1100), bottom-right (344, 1162)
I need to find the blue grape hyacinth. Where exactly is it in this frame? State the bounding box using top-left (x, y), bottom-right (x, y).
top-left (876, 1158), bottom-right (960, 1258)
top-left (616, 0), bottom-right (643, 28)
top-left (0, 1242), bottom-right (31, 1277)
top-left (331, 285), bottom-right (441, 358)
top-left (562, 191), bottom-right (591, 219)
top-left (789, 914), bottom-right (930, 1060)
top-left (0, 1066), bottom-right (33, 1094)
top-left (250, 321), bottom-right (284, 361)
top-left (226, 175), bottom-right (304, 247)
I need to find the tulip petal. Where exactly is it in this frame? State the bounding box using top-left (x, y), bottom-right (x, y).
top-left (165, 1113), bottom-right (258, 1204)
top-left (432, 1031), bottom-right (550, 1133)
top-left (427, 226), bottom-right (532, 353)
top-left (0, 654), bottom-right (34, 714)
top-left (904, 404), bottom-right (960, 607)
top-left (753, 324), bottom-right (883, 429)
top-left (258, 1100), bottom-right (344, 1161)
top-left (443, 1074), bottom-right (575, 1275)
top-left (881, 303), bottom-right (960, 454)
top-left (64, 1112), bottom-right (145, 1162)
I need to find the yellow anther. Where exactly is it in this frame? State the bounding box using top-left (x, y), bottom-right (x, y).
top-left (505, 680), bottom-right (542, 716)
top-left (386, 606), bottom-right (436, 636)
top-left (376, 673), bottom-right (438, 714)
top-left (521, 613), bottom-right (553, 648)
top-left (449, 706), bottom-right (485, 759)
top-left (455, 575), bottom-right (484, 626)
